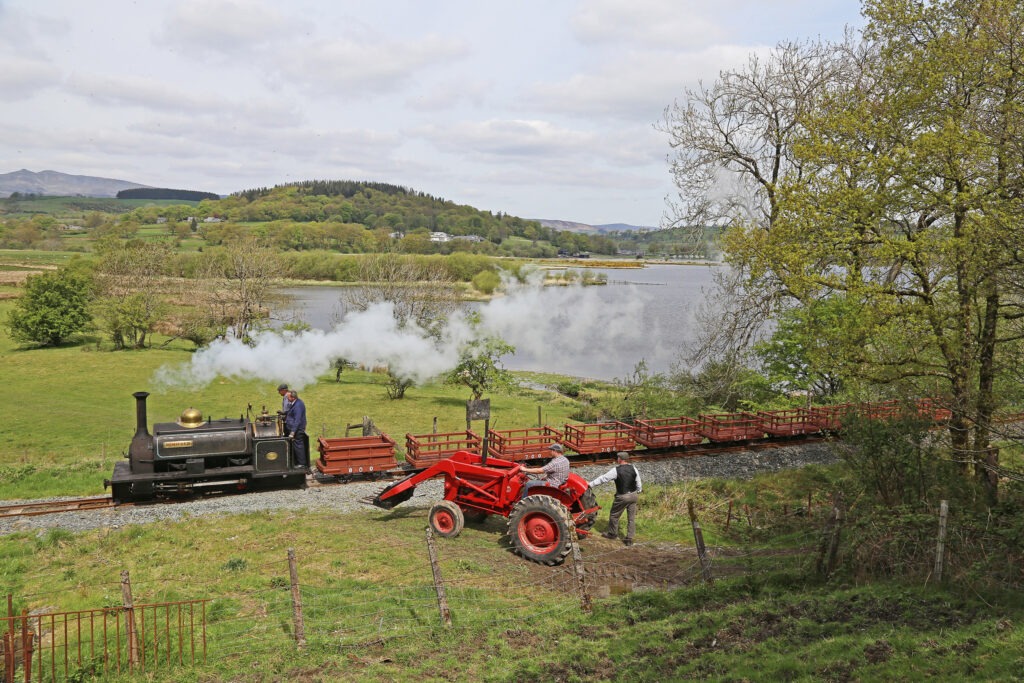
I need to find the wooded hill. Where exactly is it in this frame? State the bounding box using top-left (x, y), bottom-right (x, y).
top-left (0, 179), bottom-right (717, 258)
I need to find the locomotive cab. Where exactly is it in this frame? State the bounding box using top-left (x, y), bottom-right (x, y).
top-left (106, 391), bottom-right (306, 503)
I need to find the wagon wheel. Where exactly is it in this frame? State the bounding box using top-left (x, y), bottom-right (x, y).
top-left (428, 500), bottom-right (465, 538)
top-left (507, 495), bottom-right (572, 566)
top-left (573, 488), bottom-right (599, 537)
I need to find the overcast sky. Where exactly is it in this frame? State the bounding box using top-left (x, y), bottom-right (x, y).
top-left (0, 1), bottom-right (863, 227)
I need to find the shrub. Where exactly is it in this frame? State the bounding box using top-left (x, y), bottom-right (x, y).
top-left (471, 269), bottom-right (501, 294)
top-left (6, 264), bottom-right (95, 346)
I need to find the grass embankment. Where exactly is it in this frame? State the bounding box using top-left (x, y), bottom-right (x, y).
top-left (2, 470), bottom-right (1022, 682)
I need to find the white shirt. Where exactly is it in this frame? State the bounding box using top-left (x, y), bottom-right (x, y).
top-left (588, 463), bottom-right (642, 493)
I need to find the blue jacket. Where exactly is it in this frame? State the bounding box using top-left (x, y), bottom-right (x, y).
top-left (284, 397), bottom-right (307, 435)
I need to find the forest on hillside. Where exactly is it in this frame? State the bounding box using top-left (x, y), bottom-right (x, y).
top-left (0, 180), bottom-right (712, 259)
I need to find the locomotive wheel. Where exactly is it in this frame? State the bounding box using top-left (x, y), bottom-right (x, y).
top-left (428, 500), bottom-right (465, 538)
top-left (573, 488), bottom-right (599, 536)
top-left (508, 495), bottom-right (572, 566)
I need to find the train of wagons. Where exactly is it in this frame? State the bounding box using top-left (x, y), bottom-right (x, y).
top-left (104, 391), bottom-right (953, 504)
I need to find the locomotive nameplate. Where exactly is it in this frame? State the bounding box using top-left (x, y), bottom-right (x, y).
top-left (163, 440), bottom-right (194, 448)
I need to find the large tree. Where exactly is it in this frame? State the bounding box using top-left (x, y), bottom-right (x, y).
top-left (716, 0), bottom-right (1024, 499)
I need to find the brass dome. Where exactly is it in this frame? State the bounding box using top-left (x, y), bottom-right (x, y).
top-left (178, 407), bottom-right (205, 428)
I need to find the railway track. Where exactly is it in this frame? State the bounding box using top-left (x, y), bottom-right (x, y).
top-left (0, 496), bottom-right (118, 519)
top-left (4, 437), bottom-right (827, 520)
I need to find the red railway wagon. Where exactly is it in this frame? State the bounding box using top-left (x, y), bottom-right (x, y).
top-left (486, 426), bottom-right (561, 461)
top-left (316, 434), bottom-right (398, 477)
top-left (405, 430), bottom-right (482, 469)
top-left (698, 412), bottom-right (766, 442)
top-left (633, 415), bottom-right (703, 449)
top-left (806, 404), bottom-right (854, 432)
top-left (858, 399), bottom-right (902, 420)
top-left (756, 409), bottom-right (821, 437)
top-left (916, 398), bottom-right (952, 423)
top-left (561, 421), bottom-right (637, 455)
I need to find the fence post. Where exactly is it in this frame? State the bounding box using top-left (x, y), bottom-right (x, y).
top-left (5, 593), bottom-right (13, 683)
top-left (424, 527), bottom-right (452, 627)
top-left (120, 570), bottom-right (140, 668)
top-left (569, 530), bottom-right (592, 613)
top-left (934, 500), bottom-right (949, 583)
top-left (287, 549), bottom-right (307, 650)
top-left (19, 610), bottom-right (31, 683)
top-left (816, 493), bottom-right (843, 579)
top-left (687, 500), bottom-right (714, 585)
top-left (725, 499), bottom-right (733, 530)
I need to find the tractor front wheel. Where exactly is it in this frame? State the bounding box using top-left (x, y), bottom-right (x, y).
top-left (508, 495), bottom-right (572, 566)
top-left (429, 500), bottom-right (465, 538)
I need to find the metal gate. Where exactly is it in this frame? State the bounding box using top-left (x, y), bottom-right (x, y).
top-left (3, 596), bottom-right (207, 682)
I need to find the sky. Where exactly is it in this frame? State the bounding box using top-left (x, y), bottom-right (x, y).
top-left (0, 0), bottom-right (864, 227)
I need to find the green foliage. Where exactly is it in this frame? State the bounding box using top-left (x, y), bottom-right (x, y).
top-left (606, 360), bottom-right (696, 420)
top-left (444, 313), bottom-right (516, 400)
top-left (470, 268), bottom-right (501, 294)
top-left (835, 407), bottom-right (962, 507)
top-left (5, 263), bottom-right (94, 346)
top-left (672, 356), bottom-right (774, 412)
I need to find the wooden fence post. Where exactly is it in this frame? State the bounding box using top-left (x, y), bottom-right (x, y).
top-left (425, 527), bottom-right (452, 627)
top-left (725, 499), bottom-right (733, 530)
top-left (287, 549), bottom-right (307, 650)
top-left (5, 593), bottom-right (14, 683)
top-left (569, 530), bottom-right (592, 613)
top-left (120, 570), bottom-right (141, 668)
top-left (687, 500), bottom-right (714, 585)
top-left (934, 500), bottom-right (949, 583)
top-left (816, 493), bottom-right (843, 579)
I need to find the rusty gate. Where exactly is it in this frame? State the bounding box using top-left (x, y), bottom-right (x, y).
top-left (3, 595), bottom-right (208, 682)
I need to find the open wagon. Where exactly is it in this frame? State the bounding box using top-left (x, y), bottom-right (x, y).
top-left (632, 415), bottom-right (703, 449)
top-left (756, 409), bottom-right (821, 437)
top-left (698, 412), bottom-right (766, 442)
top-left (316, 434), bottom-right (398, 478)
top-left (405, 430), bottom-right (482, 469)
top-left (561, 421), bottom-right (636, 456)
top-left (486, 426), bottom-right (562, 461)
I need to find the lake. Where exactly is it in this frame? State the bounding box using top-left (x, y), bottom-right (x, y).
top-left (277, 263), bottom-right (720, 381)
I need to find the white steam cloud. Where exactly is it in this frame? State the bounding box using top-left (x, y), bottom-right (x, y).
top-left (154, 276), bottom-right (654, 390)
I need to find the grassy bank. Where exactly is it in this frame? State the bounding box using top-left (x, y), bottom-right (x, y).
top-left (2, 473), bottom-right (1022, 682)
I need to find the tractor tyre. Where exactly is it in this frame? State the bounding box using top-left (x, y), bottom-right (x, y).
top-left (428, 500), bottom-right (465, 538)
top-left (574, 487), bottom-right (599, 537)
top-left (508, 495), bottom-right (572, 566)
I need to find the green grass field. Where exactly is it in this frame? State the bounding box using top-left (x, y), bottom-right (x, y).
top-left (2, 276), bottom-right (1023, 682)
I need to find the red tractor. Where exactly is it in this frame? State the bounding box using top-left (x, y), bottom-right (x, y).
top-left (370, 450), bottom-right (599, 565)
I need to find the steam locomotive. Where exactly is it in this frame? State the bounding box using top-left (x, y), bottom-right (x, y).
top-left (105, 392), bottom-right (307, 503)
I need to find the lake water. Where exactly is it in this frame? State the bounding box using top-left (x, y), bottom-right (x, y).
top-left (277, 263), bottom-right (720, 381)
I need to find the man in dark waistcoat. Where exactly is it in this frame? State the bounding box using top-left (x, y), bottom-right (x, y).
top-left (588, 451), bottom-right (642, 546)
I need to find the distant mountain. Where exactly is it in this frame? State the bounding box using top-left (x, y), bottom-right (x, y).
top-left (0, 169), bottom-right (150, 198)
top-left (535, 219), bottom-right (655, 234)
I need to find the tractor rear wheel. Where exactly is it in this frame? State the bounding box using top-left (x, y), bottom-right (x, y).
top-left (508, 495), bottom-right (572, 566)
top-left (429, 500), bottom-right (465, 538)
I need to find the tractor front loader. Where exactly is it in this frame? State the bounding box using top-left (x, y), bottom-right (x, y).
top-left (370, 450), bottom-right (598, 565)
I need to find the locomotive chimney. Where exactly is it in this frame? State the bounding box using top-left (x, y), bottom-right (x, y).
top-left (133, 391), bottom-right (150, 438)
top-left (129, 391), bottom-right (155, 473)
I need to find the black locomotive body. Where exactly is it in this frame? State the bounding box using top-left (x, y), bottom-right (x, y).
top-left (106, 391), bottom-right (306, 503)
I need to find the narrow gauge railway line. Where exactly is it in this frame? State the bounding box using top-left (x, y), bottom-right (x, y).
top-left (0, 496), bottom-right (118, 519)
top-left (5, 437), bottom-right (825, 520)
